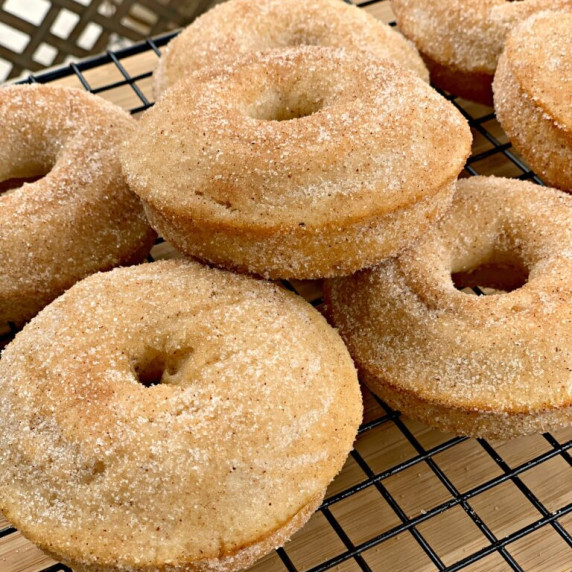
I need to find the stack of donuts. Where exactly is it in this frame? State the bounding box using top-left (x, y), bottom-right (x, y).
top-left (0, 1), bottom-right (571, 571)
top-left (391, 0), bottom-right (572, 191)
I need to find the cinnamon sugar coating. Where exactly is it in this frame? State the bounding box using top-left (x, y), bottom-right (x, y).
top-left (325, 177), bottom-right (572, 439)
top-left (391, 0), bottom-right (572, 104)
top-left (0, 259), bottom-right (362, 572)
top-left (0, 85), bottom-right (156, 325)
top-left (153, 0), bottom-right (428, 97)
top-left (124, 48), bottom-right (471, 279)
top-left (493, 11), bottom-right (572, 191)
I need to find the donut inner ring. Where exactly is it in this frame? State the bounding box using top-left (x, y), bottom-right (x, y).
top-left (448, 224), bottom-right (531, 293)
top-left (401, 183), bottom-right (567, 320)
top-left (214, 60), bottom-right (347, 124)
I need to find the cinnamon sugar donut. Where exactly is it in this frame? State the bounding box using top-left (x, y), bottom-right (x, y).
top-left (153, 0), bottom-right (428, 97)
top-left (325, 176), bottom-right (572, 439)
top-left (124, 47), bottom-right (471, 280)
top-left (391, 0), bottom-right (572, 105)
top-left (494, 11), bottom-right (572, 191)
top-left (0, 259), bottom-right (362, 572)
top-left (0, 85), bottom-right (156, 325)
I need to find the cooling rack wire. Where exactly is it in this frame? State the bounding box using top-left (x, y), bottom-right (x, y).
top-left (0, 1), bottom-right (571, 571)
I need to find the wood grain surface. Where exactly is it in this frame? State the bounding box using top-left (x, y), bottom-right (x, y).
top-left (1, 1), bottom-right (571, 571)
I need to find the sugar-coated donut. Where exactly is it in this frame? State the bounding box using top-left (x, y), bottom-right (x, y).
top-left (325, 176), bottom-right (572, 440)
top-left (0, 85), bottom-right (156, 325)
top-left (494, 11), bottom-right (572, 191)
top-left (391, 0), bottom-right (572, 105)
top-left (153, 0), bottom-right (428, 97)
top-left (0, 259), bottom-right (362, 572)
top-left (124, 47), bottom-right (471, 280)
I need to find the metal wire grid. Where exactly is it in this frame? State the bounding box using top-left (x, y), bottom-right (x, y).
top-left (1, 0), bottom-right (571, 570)
top-left (0, 0), bottom-right (217, 82)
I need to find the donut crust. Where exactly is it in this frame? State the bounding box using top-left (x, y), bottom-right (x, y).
top-left (142, 182), bottom-right (455, 280)
top-left (124, 48), bottom-right (471, 279)
top-left (493, 11), bottom-right (572, 191)
top-left (0, 86), bottom-right (156, 325)
top-left (391, 0), bottom-right (572, 104)
top-left (153, 0), bottom-right (428, 97)
top-left (17, 494), bottom-right (325, 572)
top-left (325, 177), bottom-right (572, 439)
top-left (0, 260), bottom-right (362, 571)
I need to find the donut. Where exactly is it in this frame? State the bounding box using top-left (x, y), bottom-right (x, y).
top-left (123, 47), bottom-right (471, 280)
top-left (153, 0), bottom-right (428, 97)
top-left (325, 176), bottom-right (572, 440)
top-left (0, 259), bottom-right (362, 572)
top-left (390, 0), bottom-right (572, 105)
top-left (493, 11), bottom-right (572, 191)
top-left (0, 85), bottom-right (156, 326)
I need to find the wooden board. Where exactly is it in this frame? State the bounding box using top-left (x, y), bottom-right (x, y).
top-left (1, 1), bottom-right (571, 571)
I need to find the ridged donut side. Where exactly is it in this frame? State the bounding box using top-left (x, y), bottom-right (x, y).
top-left (494, 53), bottom-right (572, 191)
top-left (141, 183), bottom-right (454, 279)
top-left (493, 12), bottom-right (572, 191)
top-left (52, 493), bottom-right (324, 572)
top-left (420, 53), bottom-right (495, 106)
top-left (357, 371), bottom-right (572, 441)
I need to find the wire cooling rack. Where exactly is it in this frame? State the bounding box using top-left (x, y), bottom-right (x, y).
top-left (1, 1), bottom-right (571, 571)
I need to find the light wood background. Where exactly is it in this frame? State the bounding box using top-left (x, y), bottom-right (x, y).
top-left (1, 1), bottom-right (571, 571)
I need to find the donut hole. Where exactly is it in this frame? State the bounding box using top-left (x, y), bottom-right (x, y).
top-left (0, 157), bottom-right (53, 196)
top-left (133, 347), bottom-right (192, 387)
top-left (452, 252), bottom-right (529, 294)
top-left (0, 174), bottom-right (46, 196)
top-left (246, 89), bottom-right (325, 121)
top-left (135, 356), bottom-right (165, 387)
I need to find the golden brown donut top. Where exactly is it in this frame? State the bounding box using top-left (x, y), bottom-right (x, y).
top-left (153, 0), bottom-right (428, 95)
top-left (502, 11), bottom-right (572, 131)
top-left (0, 260), bottom-right (362, 569)
top-left (326, 176), bottom-right (572, 413)
top-left (124, 48), bottom-right (471, 234)
top-left (391, 0), bottom-right (572, 74)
